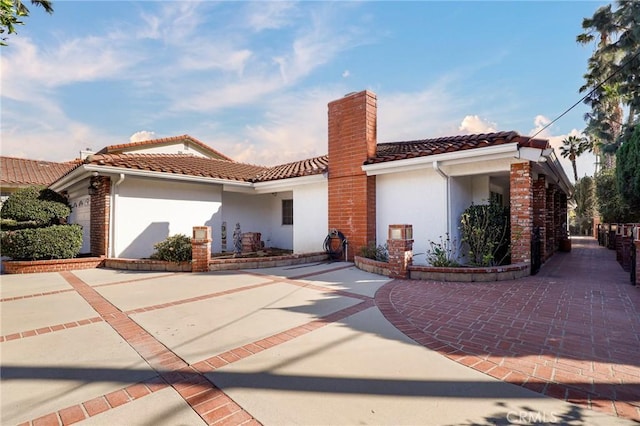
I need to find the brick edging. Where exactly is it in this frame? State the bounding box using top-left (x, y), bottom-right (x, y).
top-left (3, 257), bottom-right (105, 274)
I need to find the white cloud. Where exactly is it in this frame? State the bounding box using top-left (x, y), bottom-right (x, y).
top-left (530, 114), bottom-right (552, 138)
top-left (342, 70), bottom-right (350, 78)
top-left (245, 2), bottom-right (297, 32)
top-left (208, 87), bottom-right (342, 166)
top-left (130, 131), bottom-right (157, 142)
top-left (378, 79), bottom-right (474, 142)
top-left (458, 115), bottom-right (497, 134)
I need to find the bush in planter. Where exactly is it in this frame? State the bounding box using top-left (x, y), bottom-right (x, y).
top-left (460, 202), bottom-right (510, 266)
top-left (150, 234), bottom-right (192, 262)
top-left (426, 233), bottom-right (459, 267)
top-left (1, 224), bottom-right (83, 260)
top-left (359, 242), bottom-right (389, 262)
top-left (1, 186), bottom-right (71, 226)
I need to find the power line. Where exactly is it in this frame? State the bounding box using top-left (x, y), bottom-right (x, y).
top-left (530, 48), bottom-right (640, 140)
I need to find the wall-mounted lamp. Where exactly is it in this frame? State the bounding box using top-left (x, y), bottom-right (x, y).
top-left (88, 180), bottom-right (100, 195)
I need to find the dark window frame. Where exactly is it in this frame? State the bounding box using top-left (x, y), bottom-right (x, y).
top-left (282, 199), bottom-right (293, 225)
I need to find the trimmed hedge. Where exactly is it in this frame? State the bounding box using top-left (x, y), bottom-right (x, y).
top-left (1, 186), bottom-right (71, 225)
top-left (1, 224), bottom-right (83, 260)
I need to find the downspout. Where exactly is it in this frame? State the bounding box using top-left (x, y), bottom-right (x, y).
top-left (432, 161), bottom-right (451, 236)
top-left (109, 174), bottom-right (125, 257)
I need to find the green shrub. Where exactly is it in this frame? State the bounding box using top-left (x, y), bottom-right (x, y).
top-left (150, 234), bottom-right (192, 262)
top-left (359, 242), bottom-right (389, 262)
top-left (426, 233), bottom-right (459, 267)
top-left (1, 186), bottom-right (71, 225)
top-left (1, 224), bottom-right (83, 260)
top-left (459, 202), bottom-right (510, 266)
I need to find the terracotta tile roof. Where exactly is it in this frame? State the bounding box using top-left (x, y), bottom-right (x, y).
top-left (366, 131), bottom-right (550, 164)
top-left (252, 156), bottom-right (328, 182)
top-left (1, 156), bottom-right (78, 187)
top-left (97, 135), bottom-right (234, 161)
top-left (83, 153), bottom-right (328, 183)
top-left (85, 154), bottom-right (267, 182)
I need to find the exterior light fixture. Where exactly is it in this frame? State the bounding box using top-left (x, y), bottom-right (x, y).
top-left (88, 180), bottom-right (100, 195)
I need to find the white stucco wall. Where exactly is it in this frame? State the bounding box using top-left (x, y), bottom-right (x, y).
top-left (376, 168), bottom-right (447, 265)
top-left (293, 181), bottom-right (328, 253)
top-left (112, 177), bottom-right (222, 258)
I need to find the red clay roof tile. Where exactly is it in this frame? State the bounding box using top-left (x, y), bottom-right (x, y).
top-left (253, 156), bottom-right (328, 182)
top-left (85, 154), bottom-right (267, 182)
top-left (366, 131), bottom-right (549, 164)
top-left (1, 157), bottom-right (78, 187)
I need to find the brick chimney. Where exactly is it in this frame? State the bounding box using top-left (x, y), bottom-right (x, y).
top-left (327, 90), bottom-right (377, 260)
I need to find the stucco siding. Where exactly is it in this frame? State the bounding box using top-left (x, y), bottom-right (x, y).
top-left (293, 181), bottom-right (328, 254)
top-left (113, 177), bottom-right (222, 258)
top-left (376, 168), bottom-right (446, 266)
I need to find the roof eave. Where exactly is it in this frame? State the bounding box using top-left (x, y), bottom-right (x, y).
top-left (49, 164), bottom-right (254, 191)
top-left (362, 143), bottom-right (520, 176)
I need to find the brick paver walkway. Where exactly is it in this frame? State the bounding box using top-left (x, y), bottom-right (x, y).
top-left (376, 236), bottom-right (640, 421)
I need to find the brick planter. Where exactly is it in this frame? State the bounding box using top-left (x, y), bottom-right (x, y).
top-left (208, 252), bottom-right (328, 271)
top-left (103, 258), bottom-right (192, 272)
top-left (409, 263), bottom-right (531, 282)
top-left (3, 257), bottom-right (105, 274)
top-left (354, 255), bottom-right (391, 276)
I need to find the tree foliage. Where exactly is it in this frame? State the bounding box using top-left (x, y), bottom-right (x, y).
top-left (571, 176), bottom-right (595, 235)
top-left (560, 135), bottom-right (591, 181)
top-left (615, 123), bottom-right (640, 213)
top-left (1, 0), bottom-right (53, 46)
top-left (595, 168), bottom-right (635, 223)
top-left (578, 1), bottom-right (640, 168)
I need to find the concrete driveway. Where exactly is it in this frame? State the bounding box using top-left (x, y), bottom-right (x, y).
top-left (0, 260), bottom-right (634, 425)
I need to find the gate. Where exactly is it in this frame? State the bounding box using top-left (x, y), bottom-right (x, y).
top-left (531, 226), bottom-right (542, 275)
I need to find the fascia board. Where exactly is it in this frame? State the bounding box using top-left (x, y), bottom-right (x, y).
top-left (362, 143), bottom-right (519, 176)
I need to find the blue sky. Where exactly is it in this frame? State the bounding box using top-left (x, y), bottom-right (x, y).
top-left (1, 1), bottom-right (608, 180)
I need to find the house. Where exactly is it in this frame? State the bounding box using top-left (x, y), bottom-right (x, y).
top-left (49, 90), bottom-right (572, 271)
top-left (0, 157), bottom-right (77, 207)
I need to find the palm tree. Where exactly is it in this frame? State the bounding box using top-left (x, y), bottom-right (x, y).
top-left (1, 0), bottom-right (53, 46)
top-left (560, 135), bottom-right (589, 182)
top-left (577, 1), bottom-right (640, 170)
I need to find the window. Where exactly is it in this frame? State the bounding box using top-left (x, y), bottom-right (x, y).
top-left (490, 191), bottom-right (504, 206)
top-left (282, 199), bottom-right (293, 225)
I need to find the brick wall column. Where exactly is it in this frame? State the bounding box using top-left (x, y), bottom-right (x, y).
top-left (327, 90), bottom-right (377, 261)
top-left (532, 175), bottom-right (547, 261)
top-left (192, 226), bottom-right (211, 272)
top-left (387, 224), bottom-right (413, 278)
top-left (90, 176), bottom-right (111, 257)
top-left (510, 162), bottom-right (533, 265)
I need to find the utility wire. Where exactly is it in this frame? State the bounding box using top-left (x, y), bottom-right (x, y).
top-left (530, 48), bottom-right (640, 140)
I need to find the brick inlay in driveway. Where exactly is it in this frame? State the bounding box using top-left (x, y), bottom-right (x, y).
top-left (376, 237), bottom-right (640, 421)
top-left (14, 265), bottom-right (377, 426)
